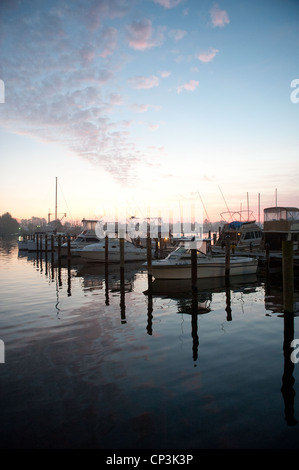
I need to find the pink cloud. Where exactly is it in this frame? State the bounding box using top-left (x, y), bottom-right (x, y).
top-left (153, 0), bottom-right (184, 8)
top-left (168, 29), bottom-right (187, 41)
top-left (197, 47), bottom-right (219, 63)
top-left (160, 70), bottom-right (171, 78)
top-left (210, 3), bottom-right (230, 27)
top-left (109, 93), bottom-right (123, 105)
top-left (99, 27), bottom-right (118, 58)
top-left (148, 123), bottom-right (159, 131)
top-left (128, 75), bottom-right (159, 89)
top-left (126, 19), bottom-right (165, 51)
top-left (177, 80), bottom-right (199, 94)
top-left (131, 103), bottom-right (151, 113)
top-left (85, 0), bottom-right (129, 31)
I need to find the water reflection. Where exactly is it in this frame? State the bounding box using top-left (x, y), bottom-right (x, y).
top-left (11, 240), bottom-right (299, 443)
top-left (282, 310), bottom-right (297, 426)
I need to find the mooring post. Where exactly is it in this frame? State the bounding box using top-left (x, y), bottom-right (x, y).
top-left (45, 233), bottom-right (48, 254)
top-left (119, 236), bottom-right (125, 281)
top-left (281, 240), bottom-right (296, 425)
top-left (119, 237), bottom-right (126, 324)
top-left (36, 233), bottom-right (39, 254)
top-left (67, 235), bottom-right (71, 260)
top-left (146, 221), bottom-right (152, 281)
top-left (57, 234), bottom-right (61, 260)
top-left (105, 235), bottom-right (109, 305)
top-left (105, 235), bottom-right (109, 263)
top-left (282, 240), bottom-right (294, 314)
top-left (191, 248), bottom-right (197, 291)
top-left (225, 236), bottom-right (230, 278)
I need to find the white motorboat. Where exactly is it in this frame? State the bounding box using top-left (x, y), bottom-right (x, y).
top-left (60, 219), bottom-right (100, 256)
top-left (78, 237), bottom-right (149, 263)
top-left (146, 240), bottom-right (258, 280)
top-left (215, 211), bottom-right (262, 250)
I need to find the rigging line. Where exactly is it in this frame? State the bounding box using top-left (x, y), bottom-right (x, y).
top-left (218, 185), bottom-right (233, 221)
top-left (57, 179), bottom-right (73, 220)
top-left (197, 191), bottom-right (210, 223)
top-left (36, 180), bottom-right (54, 219)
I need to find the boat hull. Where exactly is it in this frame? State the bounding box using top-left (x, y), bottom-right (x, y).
top-left (80, 250), bottom-right (148, 262)
top-left (150, 258), bottom-right (258, 280)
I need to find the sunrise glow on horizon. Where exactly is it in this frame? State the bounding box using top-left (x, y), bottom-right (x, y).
top-left (0, 0), bottom-right (298, 224)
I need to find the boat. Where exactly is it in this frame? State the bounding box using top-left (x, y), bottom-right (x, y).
top-left (18, 177), bottom-right (68, 252)
top-left (60, 219), bottom-right (100, 256)
top-left (215, 211), bottom-right (262, 250)
top-left (78, 236), bottom-right (150, 263)
top-left (263, 206), bottom-right (299, 250)
top-left (146, 239), bottom-right (258, 280)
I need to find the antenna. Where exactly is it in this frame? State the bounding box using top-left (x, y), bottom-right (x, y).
top-left (55, 176), bottom-right (58, 221)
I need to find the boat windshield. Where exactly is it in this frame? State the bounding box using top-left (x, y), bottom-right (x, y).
top-left (167, 246), bottom-right (190, 259)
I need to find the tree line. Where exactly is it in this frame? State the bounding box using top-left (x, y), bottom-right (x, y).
top-left (0, 213), bottom-right (20, 235)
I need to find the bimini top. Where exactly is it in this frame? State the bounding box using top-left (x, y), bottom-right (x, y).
top-left (228, 221), bottom-right (245, 230)
top-left (264, 207), bottom-right (299, 222)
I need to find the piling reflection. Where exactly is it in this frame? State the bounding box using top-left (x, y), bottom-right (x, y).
top-left (144, 275), bottom-right (260, 364)
top-left (281, 310), bottom-right (297, 426)
top-left (15, 240), bottom-right (299, 434)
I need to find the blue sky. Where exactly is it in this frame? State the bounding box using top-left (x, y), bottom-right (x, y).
top-left (0, 0), bottom-right (298, 223)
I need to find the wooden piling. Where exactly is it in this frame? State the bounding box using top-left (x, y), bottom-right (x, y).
top-left (36, 234), bottom-right (39, 254)
top-left (57, 234), bottom-right (61, 260)
top-left (45, 234), bottom-right (48, 257)
top-left (119, 237), bottom-right (125, 280)
top-left (105, 235), bottom-right (109, 264)
top-left (67, 235), bottom-right (71, 259)
top-left (191, 248), bottom-right (197, 291)
top-left (146, 223), bottom-right (152, 279)
top-left (119, 237), bottom-right (126, 324)
top-left (282, 240), bottom-right (294, 314)
top-left (225, 236), bottom-right (230, 278)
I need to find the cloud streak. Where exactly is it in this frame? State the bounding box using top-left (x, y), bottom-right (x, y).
top-left (126, 19), bottom-right (165, 50)
top-left (197, 47), bottom-right (219, 63)
top-left (153, 0), bottom-right (184, 8)
top-left (210, 3), bottom-right (230, 28)
top-left (177, 80), bottom-right (199, 94)
top-left (128, 75), bottom-right (160, 89)
top-left (0, 1), bottom-right (149, 186)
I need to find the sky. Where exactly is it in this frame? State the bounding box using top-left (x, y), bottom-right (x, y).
top-left (0, 0), bottom-right (299, 224)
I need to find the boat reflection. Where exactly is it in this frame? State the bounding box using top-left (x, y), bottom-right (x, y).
top-left (144, 274), bottom-right (261, 364)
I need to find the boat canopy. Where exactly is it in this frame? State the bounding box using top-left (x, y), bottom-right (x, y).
top-left (228, 221), bottom-right (244, 230)
top-left (264, 207), bottom-right (299, 222)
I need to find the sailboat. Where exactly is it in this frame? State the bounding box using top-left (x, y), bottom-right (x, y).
top-left (18, 177), bottom-right (67, 252)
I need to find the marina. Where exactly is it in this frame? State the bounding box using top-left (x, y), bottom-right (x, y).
top-left (0, 236), bottom-right (299, 449)
top-left (1, 0), bottom-right (299, 453)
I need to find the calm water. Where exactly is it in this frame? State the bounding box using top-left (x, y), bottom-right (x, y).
top-left (0, 237), bottom-right (299, 449)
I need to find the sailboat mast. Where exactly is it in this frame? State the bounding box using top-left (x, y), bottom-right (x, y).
top-left (247, 192), bottom-right (249, 221)
top-left (55, 176), bottom-right (58, 221)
